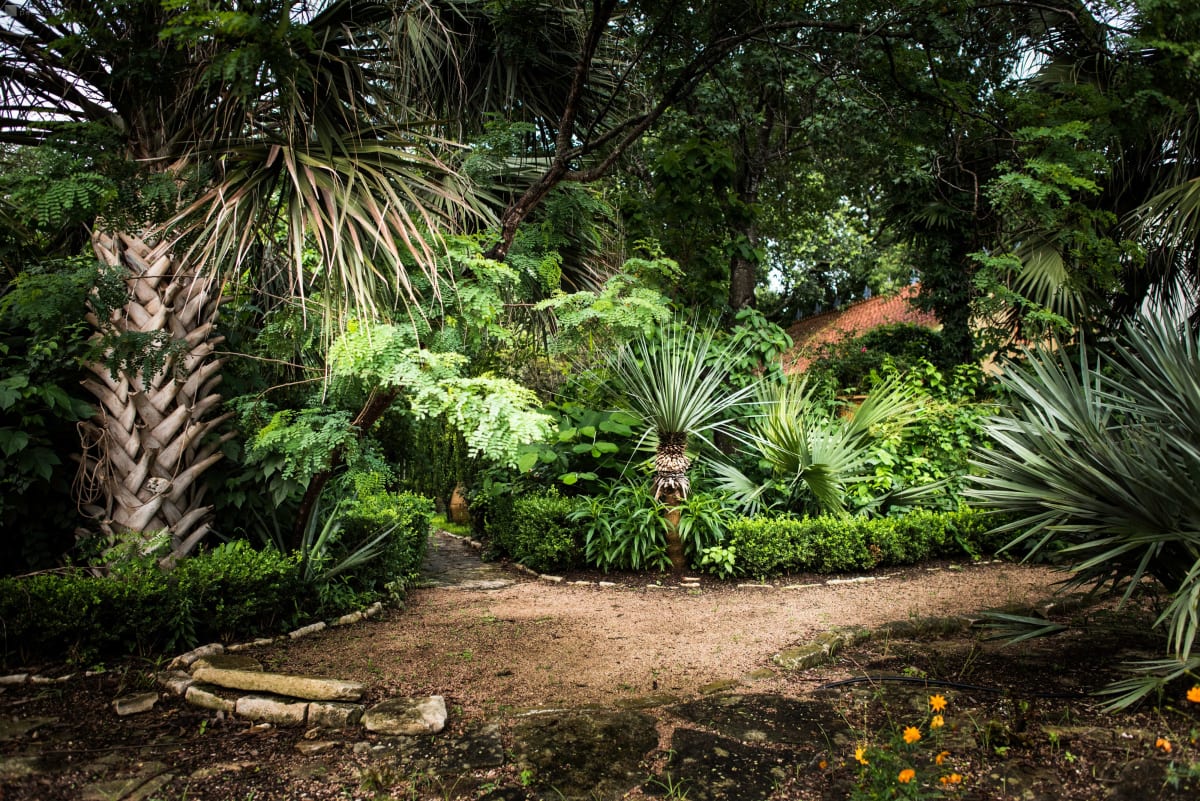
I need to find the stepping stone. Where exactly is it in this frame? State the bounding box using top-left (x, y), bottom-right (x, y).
top-left (363, 696), bottom-right (447, 735)
top-left (663, 727), bottom-right (794, 801)
top-left (508, 709), bottom-right (657, 801)
top-left (370, 722), bottom-right (505, 777)
top-left (191, 653), bottom-right (263, 672)
top-left (235, 694), bottom-right (309, 726)
top-left (191, 667), bottom-right (364, 701)
top-left (670, 693), bottom-right (848, 747)
top-left (113, 692), bottom-right (159, 716)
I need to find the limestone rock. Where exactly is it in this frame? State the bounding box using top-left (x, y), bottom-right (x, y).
top-left (288, 621), bottom-right (326, 639)
top-left (362, 695), bottom-right (447, 735)
top-left (113, 692), bottom-right (159, 716)
top-left (154, 670), bottom-right (195, 696)
top-left (509, 709), bottom-right (657, 800)
top-left (191, 667), bottom-right (364, 701)
top-left (191, 653), bottom-right (263, 673)
top-left (307, 701), bottom-right (364, 729)
top-left (235, 694), bottom-right (309, 726)
top-left (170, 643), bottom-right (224, 670)
top-left (185, 684), bottom-right (235, 713)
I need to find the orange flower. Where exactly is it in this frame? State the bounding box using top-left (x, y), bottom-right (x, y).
top-left (1188, 685), bottom-right (1200, 704)
top-left (1156, 737), bottom-right (1172, 753)
top-left (903, 726), bottom-right (922, 744)
top-left (931, 714), bottom-right (945, 729)
top-left (818, 759), bottom-right (828, 770)
top-left (898, 768), bottom-right (916, 784)
top-left (948, 773), bottom-right (963, 784)
top-left (855, 746), bottom-right (869, 765)
top-left (929, 694), bottom-right (947, 712)
top-left (935, 751), bottom-right (950, 766)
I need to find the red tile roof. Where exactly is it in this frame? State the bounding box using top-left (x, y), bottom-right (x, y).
top-left (782, 284), bottom-right (940, 373)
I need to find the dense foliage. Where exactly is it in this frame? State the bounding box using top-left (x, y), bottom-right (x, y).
top-left (724, 508), bottom-right (1008, 579)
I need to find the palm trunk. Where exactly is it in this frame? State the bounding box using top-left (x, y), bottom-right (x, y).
top-left (654, 432), bottom-right (691, 574)
top-left (76, 231), bottom-right (234, 561)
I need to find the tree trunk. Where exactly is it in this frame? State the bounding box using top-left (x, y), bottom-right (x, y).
top-left (662, 493), bottom-right (687, 575)
top-left (288, 386), bottom-right (400, 550)
top-left (76, 231), bottom-right (233, 561)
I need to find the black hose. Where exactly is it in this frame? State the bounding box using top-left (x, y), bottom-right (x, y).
top-left (815, 674), bottom-right (1090, 699)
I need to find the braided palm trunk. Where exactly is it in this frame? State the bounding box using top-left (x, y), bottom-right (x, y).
top-left (653, 431), bottom-right (691, 574)
top-left (76, 232), bottom-right (235, 560)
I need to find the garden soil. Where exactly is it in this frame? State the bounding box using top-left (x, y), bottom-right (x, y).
top-left (2, 532), bottom-right (1197, 800)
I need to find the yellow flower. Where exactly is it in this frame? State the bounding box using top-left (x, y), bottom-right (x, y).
top-left (855, 746), bottom-right (869, 765)
top-left (929, 694), bottom-right (947, 712)
top-left (1156, 737), bottom-right (1172, 753)
top-left (898, 768), bottom-right (916, 784)
top-left (1188, 685), bottom-right (1200, 704)
top-left (903, 726), bottom-right (922, 744)
top-left (935, 751), bottom-right (950, 766)
top-left (931, 714), bottom-right (945, 729)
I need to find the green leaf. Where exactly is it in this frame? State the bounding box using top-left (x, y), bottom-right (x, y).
top-left (517, 450), bottom-right (540, 472)
top-left (0, 429), bottom-right (29, 456)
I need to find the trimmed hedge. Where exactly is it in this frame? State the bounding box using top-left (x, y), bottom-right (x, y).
top-left (725, 507), bottom-right (1012, 577)
top-left (0, 493), bottom-right (434, 667)
top-left (487, 489), bottom-right (584, 573)
top-left (0, 541), bottom-right (305, 666)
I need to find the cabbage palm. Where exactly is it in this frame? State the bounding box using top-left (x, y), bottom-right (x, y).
top-left (969, 306), bottom-right (1200, 707)
top-left (0, 1), bottom-right (487, 557)
top-left (603, 323), bottom-right (759, 572)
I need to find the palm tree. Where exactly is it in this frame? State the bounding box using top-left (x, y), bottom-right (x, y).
top-left (712, 374), bottom-right (925, 516)
top-left (602, 322), bottom-right (759, 572)
top-left (0, 1), bottom-right (486, 558)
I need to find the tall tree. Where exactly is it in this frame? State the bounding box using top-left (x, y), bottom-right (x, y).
top-left (0, 1), bottom-right (484, 557)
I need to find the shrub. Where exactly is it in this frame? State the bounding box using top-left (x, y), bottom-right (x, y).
top-left (492, 489), bottom-right (583, 573)
top-left (573, 481), bottom-right (671, 572)
top-left (171, 540), bottom-right (306, 645)
top-left (723, 507), bottom-right (1004, 577)
top-left (808, 323), bottom-right (958, 392)
top-left (337, 490), bottom-right (433, 594)
top-left (0, 541), bottom-right (303, 666)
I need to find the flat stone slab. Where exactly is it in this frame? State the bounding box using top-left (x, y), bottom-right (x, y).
top-left (371, 721), bottom-right (505, 776)
top-left (191, 653), bottom-right (263, 672)
top-left (670, 693), bottom-right (848, 747)
top-left (235, 694), bottom-right (309, 726)
top-left (664, 727), bottom-right (795, 801)
top-left (113, 692), bottom-right (159, 716)
top-left (191, 667), bottom-right (364, 701)
top-left (508, 709), bottom-right (658, 800)
top-left (363, 696), bottom-right (447, 735)
top-left (185, 684), bottom-right (235, 713)
top-left (308, 700), bottom-right (364, 729)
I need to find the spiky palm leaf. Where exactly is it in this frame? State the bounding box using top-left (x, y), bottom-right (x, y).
top-left (604, 322), bottom-right (761, 502)
top-left (719, 374), bottom-right (924, 515)
top-left (969, 307), bottom-right (1200, 694)
top-left (0, 2), bottom-right (496, 553)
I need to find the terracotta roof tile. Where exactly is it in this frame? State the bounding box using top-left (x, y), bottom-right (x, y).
top-left (782, 284), bottom-right (940, 373)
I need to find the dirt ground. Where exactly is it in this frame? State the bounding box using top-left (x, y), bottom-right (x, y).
top-left (3, 542), bottom-right (1199, 800)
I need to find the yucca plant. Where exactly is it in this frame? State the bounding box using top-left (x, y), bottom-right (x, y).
top-left (600, 322), bottom-right (760, 571)
top-left (969, 306), bottom-right (1200, 707)
top-left (714, 374), bottom-right (925, 516)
